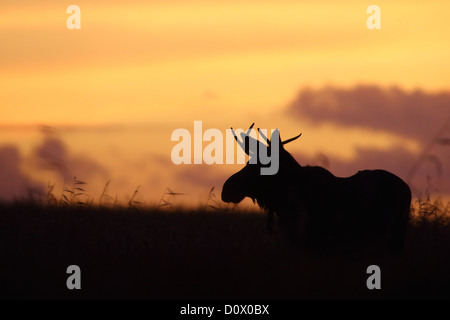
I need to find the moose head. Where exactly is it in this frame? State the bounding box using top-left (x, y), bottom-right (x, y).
top-left (221, 123), bottom-right (303, 233)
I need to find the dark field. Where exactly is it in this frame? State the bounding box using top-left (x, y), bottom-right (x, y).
top-left (0, 200), bottom-right (449, 300)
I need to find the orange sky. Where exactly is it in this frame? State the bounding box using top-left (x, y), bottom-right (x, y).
top-left (2, 0), bottom-right (450, 125)
top-left (1, 1), bottom-right (449, 204)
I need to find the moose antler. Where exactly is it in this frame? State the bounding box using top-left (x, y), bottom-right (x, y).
top-left (258, 128), bottom-right (301, 146)
top-left (246, 122), bottom-right (255, 135)
top-left (282, 133), bottom-right (302, 145)
top-left (231, 123), bottom-right (255, 155)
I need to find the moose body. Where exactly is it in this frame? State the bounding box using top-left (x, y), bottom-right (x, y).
top-left (221, 125), bottom-right (411, 252)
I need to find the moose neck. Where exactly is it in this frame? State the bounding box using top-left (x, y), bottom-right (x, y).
top-left (252, 149), bottom-right (303, 214)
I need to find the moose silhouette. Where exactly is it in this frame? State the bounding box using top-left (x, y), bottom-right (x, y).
top-left (221, 124), bottom-right (411, 252)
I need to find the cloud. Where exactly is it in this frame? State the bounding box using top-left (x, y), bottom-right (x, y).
top-left (0, 126), bottom-right (110, 202)
top-left (32, 130), bottom-right (71, 181)
top-left (0, 145), bottom-right (45, 202)
top-left (287, 85), bottom-right (450, 144)
top-left (286, 85), bottom-right (450, 195)
top-left (30, 127), bottom-right (108, 184)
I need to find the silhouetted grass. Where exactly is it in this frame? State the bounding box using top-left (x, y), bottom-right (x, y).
top-left (0, 197), bottom-right (449, 300)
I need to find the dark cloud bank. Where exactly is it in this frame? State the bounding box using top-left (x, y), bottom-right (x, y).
top-left (0, 129), bottom-right (107, 203)
top-left (31, 130), bottom-right (107, 183)
top-left (287, 85), bottom-right (450, 195)
top-left (288, 85), bottom-right (450, 143)
top-left (0, 146), bottom-right (45, 202)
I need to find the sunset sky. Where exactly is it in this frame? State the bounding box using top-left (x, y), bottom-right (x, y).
top-left (1, 0), bottom-right (450, 205)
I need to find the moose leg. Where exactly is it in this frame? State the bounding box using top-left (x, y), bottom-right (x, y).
top-left (267, 209), bottom-right (274, 234)
top-left (386, 206), bottom-right (409, 253)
